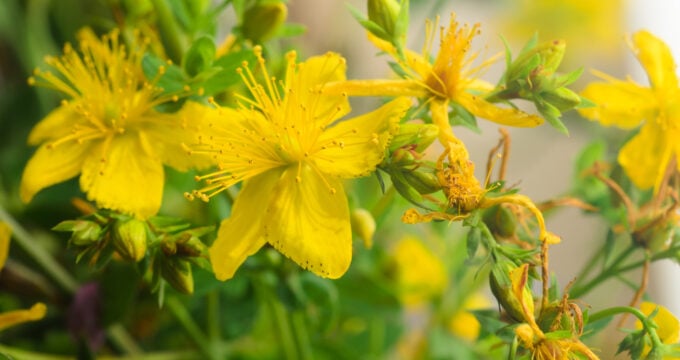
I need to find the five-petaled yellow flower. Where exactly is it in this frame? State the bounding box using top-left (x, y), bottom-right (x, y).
top-left (0, 221), bottom-right (47, 331)
top-left (579, 30), bottom-right (680, 192)
top-left (22, 28), bottom-right (211, 219)
top-left (324, 13), bottom-right (544, 134)
top-left (189, 47), bottom-right (410, 280)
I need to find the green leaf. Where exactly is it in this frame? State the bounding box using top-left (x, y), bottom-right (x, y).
top-left (466, 227), bottom-right (481, 259)
top-left (536, 99), bottom-right (569, 135)
top-left (449, 102), bottom-right (480, 133)
top-left (183, 36), bottom-right (216, 77)
top-left (200, 49), bottom-right (256, 95)
top-left (142, 53), bottom-right (187, 94)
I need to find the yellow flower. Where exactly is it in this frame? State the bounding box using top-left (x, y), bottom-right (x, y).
top-left (505, 0), bottom-right (623, 61)
top-left (579, 30), bottom-right (680, 192)
top-left (636, 302), bottom-right (680, 359)
top-left (390, 236), bottom-right (447, 305)
top-left (448, 292), bottom-right (490, 342)
top-left (0, 221), bottom-right (47, 331)
top-left (325, 13), bottom-right (544, 129)
top-left (22, 28), bottom-right (211, 219)
top-left (189, 48), bottom-right (410, 280)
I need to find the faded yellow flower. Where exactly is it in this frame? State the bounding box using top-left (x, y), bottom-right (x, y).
top-left (448, 292), bottom-right (490, 342)
top-left (0, 221), bottom-right (47, 331)
top-left (391, 236), bottom-right (447, 305)
top-left (189, 48), bottom-right (410, 280)
top-left (22, 28), bottom-right (211, 218)
top-left (579, 30), bottom-right (680, 192)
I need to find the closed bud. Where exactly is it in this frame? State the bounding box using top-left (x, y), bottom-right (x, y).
top-left (176, 234), bottom-right (208, 257)
top-left (402, 169), bottom-right (441, 195)
top-left (350, 208), bottom-right (376, 248)
top-left (489, 261), bottom-right (533, 323)
top-left (160, 257), bottom-right (194, 294)
top-left (389, 123), bottom-right (439, 152)
top-left (483, 205), bottom-right (516, 238)
top-left (54, 220), bottom-right (102, 246)
top-left (367, 0), bottom-right (400, 41)
top-left (508, 39), bottom-right (566, 82)
top-left (241, 2), bottom-right (287, 43)
top-left (112, 219), bottom-right (148, 262)
top-left (542, 87), bottom-right (581, 111)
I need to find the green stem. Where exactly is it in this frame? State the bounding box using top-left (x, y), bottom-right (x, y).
top-left (588, 306), bottom-right (663, 349)
top-left (616, 244), bottom-right (680, 274)
top-left (371, 185), bottom-right (396, 225)
top-left (570, 244), bottom-right (636, 299)
top-left (166, 297), bottom-right (215, 360)
top-left (269, 297), bottom-right (298, 360)
top-left (150, 0), bottom-right (186, 64)
top-left (0, 205), bottom-right (78, 293)
top-left (207, 290), bottom-right (221, 343)
top-left (291, 311), bottom-right (313, 360)
top-left (108, 324), bottom-right (143, 355)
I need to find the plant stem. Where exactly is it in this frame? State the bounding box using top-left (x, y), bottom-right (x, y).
top-left (150, 0), bottom-right (186, 64)
top-left (0, 205), bottom-right (78, 293)
top-left (269, 297), bottom-right (299, 360)
top-left (166, 296), bottom-right (215, 360)
top-left (291, 311), bottom-right (313, 360)
top-left (570, 244), bottom-right (636, 299)
top-left (588, 306), bottom-right (663, 349)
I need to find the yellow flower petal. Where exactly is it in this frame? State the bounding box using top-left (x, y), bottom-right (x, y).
top-left (209, 170), bottom-right (279, 281)
top-left (143, 102), bottom-right (215, 171)
top-left (265, 165), bottom-right (351, 279)
top-left (296, 52), bottom-right (350, 126)
top-left (618, 123), bottom-right (673, 190)
top-left (0, 303), bottom-right (47, 332)
top-left (633, 30), bottom-right (679, 93)
top-left (79, 134), bottom-right (163, 219)
top-left (0, 221), bottom-right (10, 269)
top-left (27, 105), bottom-right (77, 145)
top-left (313, 97), bottom-right (408, 178)
top-left (579, 74), bottom-right (656, 129)
top-left (638, 302), bottom-right (680, 345)
top-left (457, 92), bottom-right (544, 127)
top-left (20, 141), bottom-right (92, 203)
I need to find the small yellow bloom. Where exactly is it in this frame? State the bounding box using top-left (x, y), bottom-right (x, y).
top-left (0, 221), bottom-right (47, 331)
top-left (22, 28), bottom-right (211, 219)
top-left (448, 293), bottom-right (490, 342)
top-left (390, 236), bottom-right (447, 305)
top-left (579, 30), bottom-right (680, 192)
top-left (325, 13), bottom-right (544, 128)
top-left (636, 302), bottom-right (680, 359)
top-left (190, 48), bottom-right (410, 280)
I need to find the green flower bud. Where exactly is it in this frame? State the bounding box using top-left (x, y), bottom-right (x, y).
top-left (112, 219), bottom-right (148, 262)
top-left (54, 220), bottom-right (102, 246)
top-left (176, 234), bottom-right (208, 257)
top-left (389, 123), bottom-right (439, 152)
top-left (508, 39), bottom-right (566, 82)
top-left (241, 2), bottom-right (287, 43)
top-left (401, 169), bottom-right (441, 195)
top-left (350, 208), bottom-right (376, 248)
top-left (489, 261), bottom-right (532, 323)
top-left (482, 205), bottom-right (516, 238)
top-left (542, 87), bottom-right (581, 111)
top-left (367, 0), bottom-right (400, 41)
top-left (160, 257), bottom-right (194, 294)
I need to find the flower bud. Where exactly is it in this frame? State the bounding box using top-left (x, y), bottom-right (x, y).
top-left (482, 205), bottom-right (516, 238)
top-left (161, 257), bottom-right (194, 294)
top-left (367, 0), bottom-right (400, 41)
top-left (350, 208), bottom-right (376, 248)
top-left (241, 2), bottom-right (287, 43)
top-left (54, 220), bottom-right (102, 246)
top-left (389, 123), bottom-right (439, 152)
top-left (112, 219), bottom-right (148, 262)
top-left (507, 39), bottom-right (566, 82)
top-left (489, 261), bottom-right (533, 323)
top-left (542, 87), bottom-right (581, 111)
top-left (401, 169), bottom-right (441, 195)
